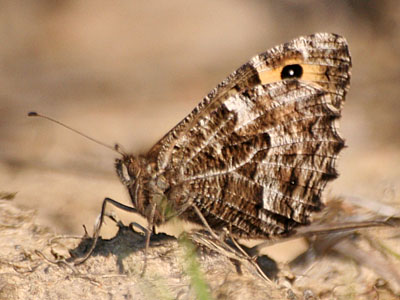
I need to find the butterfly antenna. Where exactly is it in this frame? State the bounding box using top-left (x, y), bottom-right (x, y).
top-left (27, 111), bottom-right (125, 156)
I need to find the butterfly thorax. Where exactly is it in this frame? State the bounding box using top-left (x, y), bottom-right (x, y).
top-left (116, 155), bottom-right (172, 225)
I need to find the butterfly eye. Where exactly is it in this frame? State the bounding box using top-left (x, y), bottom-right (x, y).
top-left (280, 64), bottom-right (303, 79)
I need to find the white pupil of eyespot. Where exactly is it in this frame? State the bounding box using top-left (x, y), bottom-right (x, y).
top-left (289, 69), bottom-right (294, 76)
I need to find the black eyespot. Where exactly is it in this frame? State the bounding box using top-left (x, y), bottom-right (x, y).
top-left (280, 64), bottom-right (303, 79)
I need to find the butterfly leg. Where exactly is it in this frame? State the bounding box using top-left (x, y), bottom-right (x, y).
top-left (192, 205), bottom-right (223, 241)
top-left (191, 205), bottom-right (244, 255)
top-left (74, 197), bottom-right (137, 265)
top-left (191, 205), bottom-right (273, 280)
top-left (140, 203), bottom-right (156, 277)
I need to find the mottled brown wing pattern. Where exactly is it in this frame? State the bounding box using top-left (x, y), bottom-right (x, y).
top-left (139, 33), bottom-right (351, 239)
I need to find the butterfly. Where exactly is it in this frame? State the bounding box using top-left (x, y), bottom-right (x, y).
top-left (112, 32), bottom-right (351, 239)
top-left (63, 33), bottom-right (350, 264)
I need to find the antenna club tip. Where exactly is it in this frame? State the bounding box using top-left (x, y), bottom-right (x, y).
top-left (28, 111), bottom-right (39, 117)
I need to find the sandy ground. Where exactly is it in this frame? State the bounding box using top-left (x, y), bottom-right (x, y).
top-left (1, 1), bottom-right (400, 299)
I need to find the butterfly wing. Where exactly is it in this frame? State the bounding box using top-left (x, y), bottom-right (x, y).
top-left (147, 33), bottom-right (351, 238)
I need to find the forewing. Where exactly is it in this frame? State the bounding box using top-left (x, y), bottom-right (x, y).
top-left (147, 33), bottom-right (351, 238)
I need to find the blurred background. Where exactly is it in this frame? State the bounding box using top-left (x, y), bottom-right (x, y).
top-left (1, 0), bottom-right (399, 259)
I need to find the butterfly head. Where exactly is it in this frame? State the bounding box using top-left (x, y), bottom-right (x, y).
top-left (115, 154), bottom-right (142, 187)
